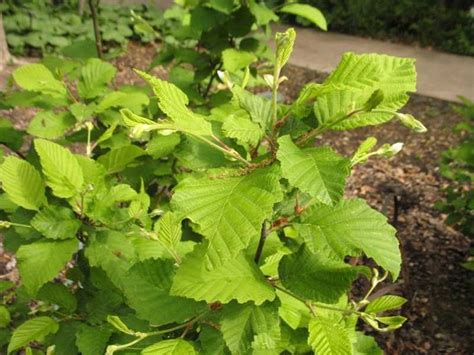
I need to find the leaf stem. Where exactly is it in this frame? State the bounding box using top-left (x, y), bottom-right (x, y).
top-left (254, 221), bottom-right (268, 264)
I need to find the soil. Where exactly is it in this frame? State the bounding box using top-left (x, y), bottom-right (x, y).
top-left (1, 42), bottom-right (473, 354)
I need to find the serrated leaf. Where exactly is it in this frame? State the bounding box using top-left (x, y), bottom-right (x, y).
top-left (27, 111), bottom-right (75, 139)
top-left (277, 289), bottom-right (311, 330)
top-left (34, 139), bottom-right (84, 198)
top-left (222, 114), bottom-right (263, 147)
top-left (277, 135), bottom-right (350, 206)
top-left (154, 212), bottom-right (182, 257)
top-left (142, 339), bottom-right (196, 354)
top-left (308, 316), bottom-right (352, 355)
top-left (12, 64), bottom-right (66, 99)
top-left (121, 259), bottom-right (204, 326)
top-left (97, 145), bottom-right (145, 174)
top-left (279, 4), bottom-right (327, 31)
top-left (220, 301), bottom-right (281, 354)
top-left (0, 156), bottom-right (45, 210)
top-left (279, 245), bottom-right (360, 303)
top-left (233, 88), bottom-right (272, 130)
top-left (37, 282), bottom-right (77, 313)
top-left (77, 59), bottom-right (116, 99)
top-left (171, 167), bottom-right (282, 267)
top-left (314, 53), bottom-right (416, 130)
top-left (136, 70), bottom-right (213, 137)
top-left (96, 91), bottom-right (149, 113)
top-left (171, 243), bottom-right (275, 305)
top-left (31, 205), bottom-right (81, 240)
top-left (275, 28), bottom-right (296, 69)
top-left (76, 324), bottom-right (112, 355)
top-left (299, 199), bottom-right (401, 278)
top-left (222, 48), bottom-right (257, 72)
top-left (17, 239), bottom-right (78, 295)
top-left (7, 317), bottom-right (59, 354)
top-left (365, 295), bottom-right (407, 314)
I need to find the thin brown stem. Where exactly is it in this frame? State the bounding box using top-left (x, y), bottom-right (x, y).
top-left (88, 0), bottom-right (103, 59)
top-left (254, 221), bottom-right (268, 264)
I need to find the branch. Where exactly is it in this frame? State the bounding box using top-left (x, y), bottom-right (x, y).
top-left (254, 221), bottom-right (268, 264)
top-left (88, 0), bottom-right (103, 59)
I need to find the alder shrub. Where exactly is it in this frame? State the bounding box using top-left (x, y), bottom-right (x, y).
top-left (0, 28), bottom-right (427, 354)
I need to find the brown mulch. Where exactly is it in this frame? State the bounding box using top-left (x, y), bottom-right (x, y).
top-left (1, 42), bottom-right (473, 354)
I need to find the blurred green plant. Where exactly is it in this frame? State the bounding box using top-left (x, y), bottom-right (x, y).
top-left (435, 97), bottom-right (473, 269)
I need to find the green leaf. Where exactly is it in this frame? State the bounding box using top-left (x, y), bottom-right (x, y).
top-left (77, 59), bottom-right (117, 99)
top-left (0, 306), bottom-right (11, 328)
top-left (8, 317), bottom-right (59, 354)
top-left (96, 91), bottom-right (149, 113)
top-left (147, 133), bottom-right (181, 159)
top-left (135, 70), bottom-right (213, 137)
top-left (97, 145), bottom-right (146, 174)
top-left (37, 282), bottom-right (77, 313)
top-left (277, 289), bottom-right (311, 329)
top-left (0, 156), bottom-right (45, 210)
top-left (222, 114), bottom-right (263, 147)
top-left (233, 88), bottom-right (272, 131)
top-left (299, 199), bottom-right (401, 278)
top-left (353, 332), bottom-right (383, 355)
top-left (220, 301), bottom-right (281, 354)
top-left (275, 28), bottom-right (296, 69)
top-left (208, 0), bottom-right (234, 14)
top-left (277, 135), bottom-right (350, 206)
top-left (315, 53), bottom-right (416, 130)
top-left (222, 48), bottom-right (257, 72)
top-left (27, 111), bottom-right (75, 139)
top-left (154, 212), bottom-right (182, 258)
top-left (171, 243), bottom-right (275, 305)
top-left (279, 4), bottom-right (327, 31)
top-left (121, 259), bottom-right (204, 326)
top-left (12, 64), bottom-right (67, 99)
top-left (34, 139), bottom-right (84, 198)
top-left (365, 295), bottom-right (407, 314)
top-left (31, 205), bottom-right (81, 240)
top-left (142, 339), bottom-right (196, 354)
top-left (171, 167), bottom-right (282, 266)
top-left (76, 324), bottom-right (112, 355)
top-left (308, 316), bottom-right (352, 355)
top-left (17, 239), bottom-right (78, 295)
top-left (279, 245), bottom-right (360, 303)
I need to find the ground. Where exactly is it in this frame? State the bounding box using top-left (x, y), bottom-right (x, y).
top-left (1, 42), bottom-right (473, 354)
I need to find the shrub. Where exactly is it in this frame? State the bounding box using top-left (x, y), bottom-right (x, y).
top-left (436, 97), bottom-right (474, 269)
top-left (0, 28), bottom-right (424, 353)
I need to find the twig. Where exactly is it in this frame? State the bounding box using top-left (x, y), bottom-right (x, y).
top-left (254, 221), bottom-right (268, 263)
top-left (88, 0), bottom-right (103, 59)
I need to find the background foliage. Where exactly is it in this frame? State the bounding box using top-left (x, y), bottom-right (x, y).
top-left (289, 0), bottom-right (474, 56)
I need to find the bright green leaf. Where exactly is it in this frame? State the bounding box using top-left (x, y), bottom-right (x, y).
top-left (31, 205), bottom-right (81, 240)
top-left (280, 4), bottom-right (327, 31)
top-left (8, 317), bottom-right (59, 354)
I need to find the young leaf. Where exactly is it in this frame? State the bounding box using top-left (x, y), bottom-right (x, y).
top-left (171, 243), bottom-right (275, 305)
top-left (275, 28), bottom-right (296, 69)
top-left (8, 317), bottom-right (59, 354)
top-left (142, 339), bottom-right (196, 354)
top-left (12, 64), bottom-right (67, 99)
top-left (220, 301), bottom-right (281, 354)
top-left (279, 245), bottom-right (360, 303)
top-left (0, 156), bottom-right (45, 210)
top-left (233, 88), bottom-right (273, 130)
top-left (31, 205), bottom-right (81, 240)
top-left (222, 48), bottom-right (257, 72)
top-left (299, 199), bottom-right (401, 279)
top-left (34, 139), bottom-right (84, 198)
top-left (277, 135), bottom-right (350, 206)
top-left (279, 4), bottom-right (327, 31)
top-left (171, 167), bottom-right (282, 266)
top-left (97, 145), bottom-right (146, 174)
top-left (222, 114), bottom-right (263, 147)
top-left (308, 316), bottom-right (352, 355)
top-left (77, 59), bottom-right (117, 99)
top-left (17, 239), bottom-right (78, 295)
top-left (365, 295), bottom-right (407, 314)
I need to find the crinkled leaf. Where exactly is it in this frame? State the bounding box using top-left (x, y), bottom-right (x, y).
top-left (0, 156), bottom-right (45, 210)
top-left (277, 135), bottom-right (350, 206)
top-left (31, 205), bottom-right (81, 240)
top-left (77, 59), bottom-right (116, 99)
top-left (34, 139), bottom-right (84, 198)
top-left (171, 167), bottom-right (282, 267)
top-left (17, 239), bottom-right (78, 295)
top-left (308, 316), bottom-right (352, 355)
top-left (299, 199), bottom-right (401, 278)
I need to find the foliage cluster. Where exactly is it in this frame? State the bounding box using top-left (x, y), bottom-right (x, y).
top-left (0, 25), bottom-right (426, 354)
top-left (2, 0), bottom-right (161, 57)
top-left (436, 97), bottom-right (474, 269)
top-left (290, 0), bottom-right (474, 56)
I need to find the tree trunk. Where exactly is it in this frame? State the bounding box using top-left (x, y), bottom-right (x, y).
top-left (0, 13), bottom-right (11, 70)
